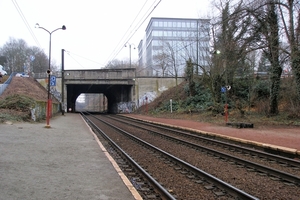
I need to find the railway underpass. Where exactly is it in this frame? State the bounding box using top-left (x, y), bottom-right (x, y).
top-left (63, 68), bottom-right (135, 113)
top-left (35, 68), bottom-right (184, 114)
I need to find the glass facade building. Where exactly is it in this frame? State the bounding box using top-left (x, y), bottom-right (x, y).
top-left (138, 17), bottom-right (210, 76)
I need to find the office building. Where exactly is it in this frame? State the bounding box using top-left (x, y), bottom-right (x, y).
top-left (138, 17), bottom-right (210, 77)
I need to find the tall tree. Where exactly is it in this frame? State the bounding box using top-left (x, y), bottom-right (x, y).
top-left (265, 0), bottom-right (281, 115)
top-left (246, 0), bottom-right (284, 115)
top-left (278, 0), bottom-right (300, 101)
top-left (209, 0), bottom-right (253, 112)
top-left (0, 38), bottom-right (28, 73)
top-left (0, 37), bottom-right (49, 74)
top-left (165, 42), bottom-right (180, 85)
top-left (28, 46), bottom-right (49, 73)
top-left (153, 51), bottom-right (170, 77)
top-left (185, 58), bottom-right (196, 96)
top-left (0, 56), bottom-right (7, 66)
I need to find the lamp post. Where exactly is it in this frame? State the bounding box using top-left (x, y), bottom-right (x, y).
top-left (214, 50), bottom-right (229, 123)
top-left (124, 43), bottom-right (135, 68)
top-left (35, 23), bottom-right (66, 128)
top-left (61, 49), bottom-right (65, 115)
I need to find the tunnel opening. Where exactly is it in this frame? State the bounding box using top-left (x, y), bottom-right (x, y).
top-left (75, 93), bottom-right (107, 113)
top-left (66, 83), bottom-right (134, 114)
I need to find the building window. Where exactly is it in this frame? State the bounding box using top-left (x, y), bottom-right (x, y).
top-left (140, 18), bottom-right (210, 77)
top-left (153, 31), bottom-right (164, 36)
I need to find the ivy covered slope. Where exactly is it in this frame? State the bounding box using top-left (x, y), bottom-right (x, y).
top-left (137, 78), bottom-right (300, 127)
top-left (0, 77), bottom-right (58, 122)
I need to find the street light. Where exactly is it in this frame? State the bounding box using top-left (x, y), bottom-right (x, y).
top-left (124, 43), bottom-right (135, 68)
top-left (35, 23), bottom-right (66, 128)
top-left (214, 50), bottom-right (229, 123)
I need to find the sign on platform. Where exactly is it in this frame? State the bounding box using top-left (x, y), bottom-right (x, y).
top-left (50, 75), bottom-right (56, 86)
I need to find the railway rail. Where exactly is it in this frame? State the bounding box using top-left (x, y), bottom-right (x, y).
top-left (111, 114), bottom-right (300, 178)
top-left (116, 115), bottom-right (300, 159)
top-left (82, 112), bottom-right (300, 199)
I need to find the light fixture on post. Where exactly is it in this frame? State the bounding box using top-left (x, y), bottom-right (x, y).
top-left (35, 23), bottom-right (66, 128)
top-left (124, 42), bottom-right (135, 68)
top-left (214, 50), bottom-right (229, 123)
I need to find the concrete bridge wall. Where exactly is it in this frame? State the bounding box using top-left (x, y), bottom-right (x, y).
top-left (133, 77), bottom-right (185, 108)
top-left (36, 69), bottom-right (185, 113)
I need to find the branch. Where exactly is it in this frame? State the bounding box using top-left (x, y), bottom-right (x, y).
top-left (278, 2), bottom-right (291, 44)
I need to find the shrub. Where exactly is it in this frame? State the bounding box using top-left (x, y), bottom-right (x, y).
top-left (0, 94), bottom-right (35, 112)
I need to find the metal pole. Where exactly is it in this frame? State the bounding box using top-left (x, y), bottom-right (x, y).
top-left (61, 49), bottom-right (65, 115)
top-left (129, 44), bottom-right (132, 68)
top-left (196, 19), bottom-right (199, 75)
top-left (224, 60), bottom-right (228, 123)
top-left (45, 33), bottom-right (52, 128)
top-left (36, 24), bottom-right (66, 128)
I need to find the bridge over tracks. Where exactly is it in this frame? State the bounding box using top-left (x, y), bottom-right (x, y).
top-left (63, 68), bottom-right (135, 113)
top-left (35, 68), bottom-right (184, 114)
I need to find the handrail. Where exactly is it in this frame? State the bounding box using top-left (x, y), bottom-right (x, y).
top-left (0, 73), bottom-right (17, 96)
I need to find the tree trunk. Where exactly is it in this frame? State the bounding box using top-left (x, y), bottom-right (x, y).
top-left (269, 65), bottom-right (282, 114)
top-left (291, 53), bottom-right (300, 101)
top-left (267, 0), bottom-right (281, 115)
top-left (212, 74), bottom-right (223, 112)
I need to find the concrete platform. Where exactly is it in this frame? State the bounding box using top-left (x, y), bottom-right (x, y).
top-left (0, 113), bottom-right (141, 200)
top-left (126, 114), bottom-right (300, 157)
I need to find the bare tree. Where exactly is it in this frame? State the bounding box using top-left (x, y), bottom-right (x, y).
top-left (278, 0), bottom-right (300, 101)
top-left (0, 56), bottom-right (7, 66)
top-left (152, 51), bottom-right (170, 77)
top-left (208, 0), bottom-right (289, 116)
top-left (244, 0), bottom-right (293, 115)
top-left (0, 37), bottom-right (28, 73)
top-left (265, 0), bottom-right (281, 115)
top-left (28, 46), bottom-right (49, 73)
top-left (165, 42), bottom-right (180, 85)
top-left (105, 59), bottom-right (126, 68)
top-left (185, 58), bottom-right (196, 96)
top-left (208, 0), bottom-right (253, 112)
top-left (0, 37), bottom-right (48, 74)
top-left (105, 59), bottom-right (138, 69)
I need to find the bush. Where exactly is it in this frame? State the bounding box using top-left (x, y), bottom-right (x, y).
top-left (138, 75), bottom-right (300, 126)
top-left (0, 94), bottom-right (35, 112)
top-left (252, 80), bottom-right (270, 101)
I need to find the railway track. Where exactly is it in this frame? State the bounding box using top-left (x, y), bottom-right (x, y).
top-left (82, 113), bottom-right (300, 199)
top-left (111, 114), bottom-right (300, 178)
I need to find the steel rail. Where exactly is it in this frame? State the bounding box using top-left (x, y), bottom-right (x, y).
top-left (81, 113), bottom-right (176, 200)
top-left (115, 115), bottom-right (300, 167)
top-left (114, 115), bottom-right (300, 167)
top-left (91, 114), bottom-right (259, 200)
top-left (110, 115), bottom-right (300, 185)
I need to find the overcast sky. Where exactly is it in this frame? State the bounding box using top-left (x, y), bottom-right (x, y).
top-left (0, 0), bottom-right (212, 70)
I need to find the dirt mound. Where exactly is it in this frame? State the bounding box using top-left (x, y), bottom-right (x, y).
top-left (1, 77), bottom-right (48, 101)
top-left (0, 77), bottom-right (58, 122)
